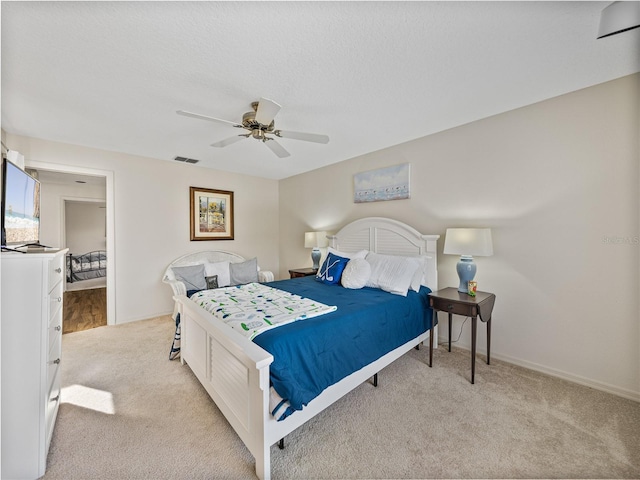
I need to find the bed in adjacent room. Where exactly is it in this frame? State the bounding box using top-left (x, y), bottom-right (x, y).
top-left (66, 250), bottom-right (107, 284)
top-left (170, 217), bottom-right (439, 480)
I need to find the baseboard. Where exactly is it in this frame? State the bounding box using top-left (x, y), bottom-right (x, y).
top-left (439, 337), bottom-right (640, 403)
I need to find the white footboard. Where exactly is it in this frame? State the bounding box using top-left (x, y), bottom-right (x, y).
top-left (177, 295), bottom-right (274, 479)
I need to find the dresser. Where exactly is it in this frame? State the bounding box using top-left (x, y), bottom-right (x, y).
top-left (1, 248), bottom-right (68, 479)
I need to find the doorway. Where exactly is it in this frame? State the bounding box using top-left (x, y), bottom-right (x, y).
top-left (63, 199), bottom-right (108, 333)
top-left (25, 161), bottom-right (115, 326)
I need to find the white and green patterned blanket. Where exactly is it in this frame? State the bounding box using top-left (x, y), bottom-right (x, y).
top-left (190, 282), bottom-right (337, 340)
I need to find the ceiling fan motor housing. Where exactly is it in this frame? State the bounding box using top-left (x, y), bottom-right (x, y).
top-left (242, 109), bottom-right (275, 135)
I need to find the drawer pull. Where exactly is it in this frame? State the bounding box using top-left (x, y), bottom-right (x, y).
top-left (55, 267), bottom-right (62, 273)
top-left (447, 304), bottom-right (454, 310)
top-left (55, 325), bottom-right (61, 331)
top-left (51, 395), bottom-right (60, 403)
top-left (57, 297), bottom-right (62, 303)
top-left (50, 358), bottom-right (61, 365)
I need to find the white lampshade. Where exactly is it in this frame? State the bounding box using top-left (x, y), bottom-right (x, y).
top-left (304, 231), bottom-right (328, 249)
top-left (443, 228), bottom-right (493, 257)
top-left (597, 1), bottom-right (640, 39)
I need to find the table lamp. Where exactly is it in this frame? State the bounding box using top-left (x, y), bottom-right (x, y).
top-left (443, 228), bottom-right (493, 293)
top-left (305, 231), bottom-right (328, 269)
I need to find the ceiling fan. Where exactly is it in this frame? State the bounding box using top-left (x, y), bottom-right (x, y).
top-left (177, 98), bottom-right (329, 158)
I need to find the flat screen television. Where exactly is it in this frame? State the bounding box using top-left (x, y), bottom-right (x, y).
top-left (1, 158), bottom-right (41, 248)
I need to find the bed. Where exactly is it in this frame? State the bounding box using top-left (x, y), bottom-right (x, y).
top-left (172, 217), bottom-right (439, 480)
top-left (66, 250), bottom-right (107, 283)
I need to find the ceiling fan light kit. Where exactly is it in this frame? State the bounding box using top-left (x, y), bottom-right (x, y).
top-left (177, 97), bottom-right (329, 158)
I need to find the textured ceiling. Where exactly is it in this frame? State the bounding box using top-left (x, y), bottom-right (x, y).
top-left (2, 1), bottom-right (639, 180)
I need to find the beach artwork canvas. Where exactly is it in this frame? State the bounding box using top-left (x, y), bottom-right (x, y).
top-left (353, 163), bottom-right (410, 203)
top-left (190, 187), bottom-right (234, 240)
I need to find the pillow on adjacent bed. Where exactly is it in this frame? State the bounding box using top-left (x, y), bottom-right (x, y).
top-left (229, 257), bottom-right (259, 285)
top-left (364, 252), bottom-right (421, 296)
top-left (204, 261), bottom-right (231, 287)
top-left (316, 252), bottom-right (350, 285)
top-left (172, 264), bottom-right (207, 291)
top-left (341, 258), bottom-right (371, 289)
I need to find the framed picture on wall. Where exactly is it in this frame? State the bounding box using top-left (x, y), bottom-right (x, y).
top-left (190, 187), bottom-right (234, 241)
top-left (353, 163), bottom-right (410, 203)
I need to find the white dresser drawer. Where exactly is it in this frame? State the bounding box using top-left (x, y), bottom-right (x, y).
top-left (45, 369), bottom-right (61, 453)
top-left (48, 308), bottom-right (63, 355)
top-left (49, 281), bottom-right (63, 322)
top-left (48, 254), bottom-right (65, 292)
top-left (47, 333), bottom-right (61, 393)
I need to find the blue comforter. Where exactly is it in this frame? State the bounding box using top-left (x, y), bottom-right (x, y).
top-left (255, 276), bottom-right (434, 413)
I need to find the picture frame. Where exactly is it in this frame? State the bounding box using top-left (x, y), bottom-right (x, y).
top-left (190, 187), bottom-right (234, 241)
top-left (353, 163), bottom-right (410, 203)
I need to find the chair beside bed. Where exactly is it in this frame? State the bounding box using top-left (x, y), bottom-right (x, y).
top-left (172, 218), bottom-right (439, 480)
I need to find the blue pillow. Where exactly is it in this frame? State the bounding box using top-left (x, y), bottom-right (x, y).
top-left (316, 253), bottom-right (349, 285)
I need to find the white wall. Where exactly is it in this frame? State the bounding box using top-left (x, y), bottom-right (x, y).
top-left (65, 201), bottom-right (106, 255)
top-left (37, 181), bottom-right (106, 249)
top-left (4, 135), bottom-right (281, 324)
top-left (279, 74), bottom-right (640, 400)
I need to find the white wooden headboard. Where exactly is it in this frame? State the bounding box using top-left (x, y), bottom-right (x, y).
top-left (327, 217), bottom-right (439, 290)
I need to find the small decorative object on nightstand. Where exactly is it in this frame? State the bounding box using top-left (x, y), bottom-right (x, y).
top-left (289, 267), bottom-right (318, 279)
top-left (443, 228), bottom-right (493, 293)
top-left (428, 287), bottom-right (496, 384)
top-left (304, 231), bottom-right (328, 269)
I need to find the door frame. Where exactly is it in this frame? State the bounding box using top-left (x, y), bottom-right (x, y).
top-left (26, 161), bottom-right (116, 326)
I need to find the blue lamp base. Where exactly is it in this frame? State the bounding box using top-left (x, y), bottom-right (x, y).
top-left (456, 256), bottom-right (477, 293)
top-left (311, 248), bottom-right (321, 269)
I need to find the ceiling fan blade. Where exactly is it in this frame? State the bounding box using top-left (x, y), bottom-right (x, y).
top-left (177, 110), bottom-right (242, 128)
top-left (275, 130), bottom-right (330, 144)
top-left (254, 98), bottom-right (281, 125)
top-left (211, 135), bottom-right (249, 148)
top-left (263, 138), bottom-right (290, 158)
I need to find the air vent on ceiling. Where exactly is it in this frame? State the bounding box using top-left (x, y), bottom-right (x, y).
top-left (173, 156), bottom-right (199, 164)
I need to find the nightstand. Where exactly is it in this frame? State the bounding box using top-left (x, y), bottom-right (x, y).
top-left (428, 287), bottom-right (496, 384)
top-left (288, 268), bottom-right (318, 279)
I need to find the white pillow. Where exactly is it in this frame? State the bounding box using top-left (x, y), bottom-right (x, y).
top-left (409, 256), bottom-right (427, 292)
top-left (327, 246), bottom-right (368, 260)
top-left (204, 261), bottom-right (231, 287)
top-left (341, 258), bottom-right (371, 289)
top-left (365, 252), bottom-right (421, 296)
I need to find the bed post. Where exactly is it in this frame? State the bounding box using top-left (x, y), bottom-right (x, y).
top-left (422, 234), bottom-right (440, 349)
top-left (249, 364), bottom-right (272, 480)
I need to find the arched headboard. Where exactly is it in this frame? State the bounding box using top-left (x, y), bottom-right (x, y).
top-left (327, 217), bottom-right (439, 290)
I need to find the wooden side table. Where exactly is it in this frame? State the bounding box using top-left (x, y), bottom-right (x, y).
top-left (428, 287), bottom-right (496, 384)
top-left (288, 268), bottom-right (317, 279)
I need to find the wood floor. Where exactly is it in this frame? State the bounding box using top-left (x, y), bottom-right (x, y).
top-left (63, 287), bottom-right (107, 334)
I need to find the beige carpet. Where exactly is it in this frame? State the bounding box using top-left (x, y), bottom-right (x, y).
top-left (45, 316), bottom-right (640, 479)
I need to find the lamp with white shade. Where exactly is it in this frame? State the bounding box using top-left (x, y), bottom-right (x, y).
top-left (443, 228), bottom-right (493, 293)
top-left (305, 231), bottom-right (328, 269)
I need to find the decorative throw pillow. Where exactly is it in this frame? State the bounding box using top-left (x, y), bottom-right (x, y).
top-left (229, 257), bottom-right (259, 285)
top-left (204, 261), bottom-right (231, 287)
top-left (205, 275), bottom-right (219, 289)
top-left (316, 252), bottom-right (350, 285)
top-left (341, 258), bottom-right (371, 289)
top-left (172, 264), bottom-right (206, 291)
top-left (365, 252), bottom-right (420, 296)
